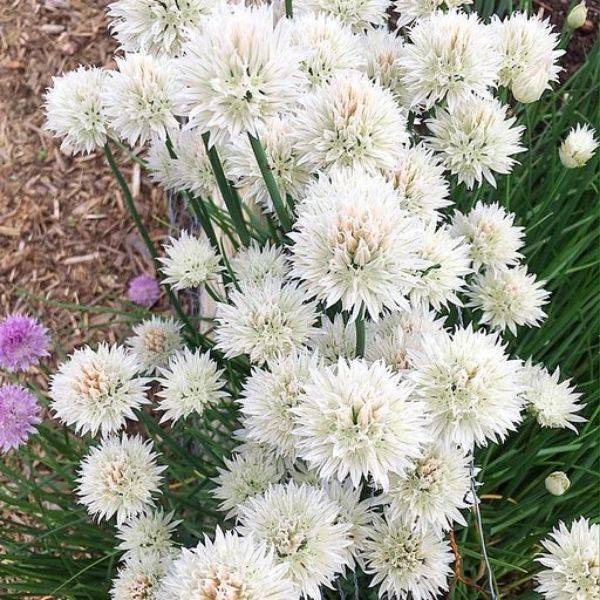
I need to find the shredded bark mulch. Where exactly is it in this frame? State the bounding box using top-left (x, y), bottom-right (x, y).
top-left (0, 0), bottom-right (167, 360)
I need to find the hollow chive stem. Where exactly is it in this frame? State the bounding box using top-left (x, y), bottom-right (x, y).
top-left (248, 133), bottom-right (292, 232)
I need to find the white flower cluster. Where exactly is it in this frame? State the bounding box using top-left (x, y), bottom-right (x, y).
top-left (43, 2), bottom-right (595, 600)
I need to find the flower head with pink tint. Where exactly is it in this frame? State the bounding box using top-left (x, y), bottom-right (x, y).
top-left (0, 384), bottom-right (41, 452)
top-left (127, 275), bottom-right (161, 308)
top-left (0, 314), bottom-right (50, 372)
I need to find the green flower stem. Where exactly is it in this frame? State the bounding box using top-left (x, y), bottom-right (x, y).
top-left (202, 132), bottom-right (251, 246)
top-left (354, 313), bottom-right (366, 358)
top-left (285, 0), bottom-right (293, 17)
top-left (104, 142), bottom-right (158, 262)
top-left (205, 282), bottom-right (225, 304)
top-left (184, 192), bottom-right (218, 251)
top-left (110, 137), bottom-right (148, 167)
top-left (248, 133), bottom-right (293, 232)
top-left (165, 135), bottom-right (221, 251)
top-left (104, 142), bottom-right (203, 346)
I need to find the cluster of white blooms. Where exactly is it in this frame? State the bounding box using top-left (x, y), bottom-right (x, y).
top-left (43, 2), bottom-right (596, 599)
top-left (449, 201), bottom-right (551, 335)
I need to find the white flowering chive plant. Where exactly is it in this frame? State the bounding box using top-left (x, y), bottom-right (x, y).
top-left (1, 0), bottom-right (598, 598)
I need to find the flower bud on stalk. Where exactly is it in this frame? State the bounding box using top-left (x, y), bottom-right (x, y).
top-left (545, 471), bottom-right (571, 496)
top-left (512, 66), bottom-right (549, 103)
top-left (567, 1), bottom-right (587, 29)
top-left (559, 124), bottom-right (599, 168)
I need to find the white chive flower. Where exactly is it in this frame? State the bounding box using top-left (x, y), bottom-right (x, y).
top-left (363, 514), bottom-right (453, 600)
top-left (536, 518), bottom-right (600, 600)
top-left (294, 73), bottom-right (409, 173)
top-left (239, 350), bottom-right (322, 459)
top-left (177, 5), bottom-right (303, 145)
top-left (409, 224), bottom-right (472, 310)
top-left (77, 434), bottom-right (165, 524)
top-left (227, 118), bottom-right (312, 212)
top-left (158, 527), bottom-right (297, 600)
top-left (116, 509), bottom-right (180, 562)
top-left (49, 344), bottom-right (149, 437)
top-left (293, 0), bottom-right (389, 31)
top-left (110, 554), bottom-right (168, 600)
top-left (173, 129), bottom-right (224, 201)
top-left (365, 311), bottom-right (445, 373)
top-left (363, 326), bottom-right (412, 373)
top-left (361, 28), bottom-right (408, 102)
top-left (491, 12), bottom-right (563, 95)
top-left (365, 322), bottom-right (420, 373)
top-left (213, 445), bottom-right (284, 518)
top-left (44, 67), bottom-right (109, 155)
top-left (215, 278), bottom-right (319, 365)
top-left (126, 316), bottom-right (183, 375)
top-left (383, 145), bottom-right (451, 222)
top-left (290, 169), bottom-right (424, 321)
top-left (237, 482), bottom-right (353, 599)
top-left (427, 97), bottom-right (525, 189)
top-left (159, 231), bottom-right (221, 291)
top-left (410, 326), bottom-right (524, 449)
top-left (520, 361), bottom-right (585, 431)
top-left (399, 11), bottom-right (500, 110)
top-left (156, 348), bottom-right (228, 423)
top-left (467, 266), bottom-right (550, 334)
top-left (293, 358), bottom-right (430, 489)
top-left (309, 314), bottom-right (357, 363)
top-left (322, 479), bottom-right (374, 565)
top-left (559, 124), bottom-right (598, 169)
top-left (291, 13), bottom-right (365, 89)
top-left (102, 54), bottom-right (182, 146)
top-left (148, 128), bottom-right (225, 201)
top-left (107, 0), bottom-right (217, 57)
top-left (147, 134), bottom-right (179, 191)
top-left (394, 0), bottom-right (473, 28)
top-left (230, 242), bottom-right (290, 287)
top-left (382, 442), bottom-right (472, 533)
top-left (371, 306), bottom-right (447, 339)
top-left (451, 201), bottom-right (525, 271)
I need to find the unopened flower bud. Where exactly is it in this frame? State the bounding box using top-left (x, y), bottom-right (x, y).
top-left (567, 1), bottom-right (587, 29)
top-left (512, 66), bottom-right (549, 104)
top-left (545, 471), bottom-right (570, 496)
top-left (559, 124), bottom-right (599, 168)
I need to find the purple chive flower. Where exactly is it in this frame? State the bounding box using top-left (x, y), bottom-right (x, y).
top-left (127, 275), bottom-right (161, 308)
top-left (0, 384), bottom-right (41, 452)
top-left (0, 314), bottom-right (50, 372)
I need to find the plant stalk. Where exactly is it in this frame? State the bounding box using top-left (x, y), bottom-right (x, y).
top-left (248, 133), bottom-right (292, 232)
top-left (355, 313), bottom-right (366, 358)
top-left (104, 142), bottom-right (203, 345)
top-left (202, 132), bottom-right (251, 246)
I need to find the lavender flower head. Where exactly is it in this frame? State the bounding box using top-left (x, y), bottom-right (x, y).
top-left (0, 314), bottom-right (50, 372)
top-left (127, 275), bottom-right (161, 308)
top-left (0, 384), bottom-right (41, 451)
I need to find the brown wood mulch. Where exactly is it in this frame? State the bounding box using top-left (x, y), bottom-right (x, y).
top-left (0, 0), bottom-right (168, 366)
